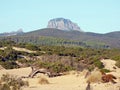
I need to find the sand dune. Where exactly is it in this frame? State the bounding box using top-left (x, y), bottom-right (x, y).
top-left (0, 59), bottom-right (120, 90)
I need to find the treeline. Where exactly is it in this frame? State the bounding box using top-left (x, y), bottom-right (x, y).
top-left (0, 36), bottom-right (109, 49)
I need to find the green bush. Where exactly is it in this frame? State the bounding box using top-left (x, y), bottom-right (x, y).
top-left (94, 60), bottom-right (104, 69)
top-left (88, 65), bottom-right (94, 71)
top-left (25, 44), bottom-right (39, 51)
top-left (0, 61), bottom-right (19, 69)
top-left (36, 61), bottom-right (73, 73)
top-left (100, 69), bottom-right (110, 73)
top-left (51, 63), bottom-right (73, 73)
top-left (112, 56), bottom-right (120, 61)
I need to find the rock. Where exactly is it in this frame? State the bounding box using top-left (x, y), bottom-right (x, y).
top-left (47, 18), bottom-right (81, 31)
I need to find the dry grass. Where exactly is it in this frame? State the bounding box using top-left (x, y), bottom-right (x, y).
top-left (38, 77), bottom-right (49, 85)
top-left (87, 71), bottom-right (102, 83)
top-left (0, 80), bottom-right (2, 84)
top-left (80, 69), bottom-right (89, 76)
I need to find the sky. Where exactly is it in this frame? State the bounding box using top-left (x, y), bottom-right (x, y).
top-left (0, 0), bottom-right (120, 33)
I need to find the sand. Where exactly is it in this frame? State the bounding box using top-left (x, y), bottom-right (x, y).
top-left (12, 47), bottom-right (37, 53)
top-left (0, 59), bottom-right (120, 90)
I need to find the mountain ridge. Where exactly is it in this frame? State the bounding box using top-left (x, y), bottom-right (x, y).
top-left (0, 29), bottom-right (24, 36)
top-left (0, 16), bottom-right (120, 48)
top-left (1, 28), bottom-right (120, 48)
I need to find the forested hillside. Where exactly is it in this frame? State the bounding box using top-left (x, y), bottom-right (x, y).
top-left (0, 28), bottom-right (120, 48)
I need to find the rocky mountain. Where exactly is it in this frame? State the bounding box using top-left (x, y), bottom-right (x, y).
top-left (0, 17), bottom-right (120, 48)
top-left (0, 29), bottom-right (24, 36)
top-left (47, 18), bottom-right (81, 31)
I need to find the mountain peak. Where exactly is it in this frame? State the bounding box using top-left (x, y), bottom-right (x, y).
top-left (0, 29), bottom-right (24, 36)
top-left (47, 18), bottom-right (81, 31)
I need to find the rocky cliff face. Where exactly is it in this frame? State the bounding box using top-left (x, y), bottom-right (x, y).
top-left (47, 18), bottom-right (81, 31)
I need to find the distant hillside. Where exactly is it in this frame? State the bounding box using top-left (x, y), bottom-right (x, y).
top-left (23, 28), bottom-right (120, 47)
top-left (0, 17), bottom-right (120, 48)
top-left (105, 31), bottom-right (120, 38)
top-left (0, 29), bottom-right (24, 36)
top-left (1, 28), bottom-right (120, 48)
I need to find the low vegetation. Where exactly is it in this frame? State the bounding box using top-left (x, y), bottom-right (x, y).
top-left (0, 74), bottom-right (29, 90)
top-left (0, 40), bottom-right (120, 73)
top-left (100, 69), bottom-right (110, 73)
top-left (87, 71), bottom-right (102, 83)
top-left (115, 60), bottom-right (120, 68)
top-left (38, 77), bottom-right (49, 85)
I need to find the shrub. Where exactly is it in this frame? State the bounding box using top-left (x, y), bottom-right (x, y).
top-left (0, 61), bottom-right (19, 69)
top-left (0, 83), bottom-right (10, 90)
top-left (38, 77), bottom-right (49, 84)
top-left (115, 60), bottom-right (120, 68)
top-left (0, 80), bottom-right (2, 84)
top-left (87, 71), bottom-right (102, 83)
top-left (94, 60), bottom-right (104, 69)
top-left (37, 61), bottom-right (73, 73)
top-left (100, 69), bottom-right (110, 73)
top-left (112, 56), bottom-right (120, 61)
top-left (51, 63), bottom-right (72, 73)
top-left (87, 65), bottom-right (94, 71)
top-left (0, 74), bottom-right (29, 90)
top-left (3, 46), bottom-right (18, 60)
top-left (25, 44), bottom-right (39, 51)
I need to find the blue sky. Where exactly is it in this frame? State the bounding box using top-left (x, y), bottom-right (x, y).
top-left (0, 0), bottom-right (120, 33)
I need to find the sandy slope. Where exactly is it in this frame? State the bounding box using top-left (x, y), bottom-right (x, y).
top-left (0, 67), bottom-right (31, 78)
top-left (0, 46), bottom-right (36, 53)
top-left (0, 59), bottom-right (120, 90)
top-left (24, 74), bottom-right (87, 90)
top-left (12, 47), bottom-right (36, 53)
top-left (101, 59), bottom-right (120, 78)
top-left (101, 59), bottom-right (117, 71)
